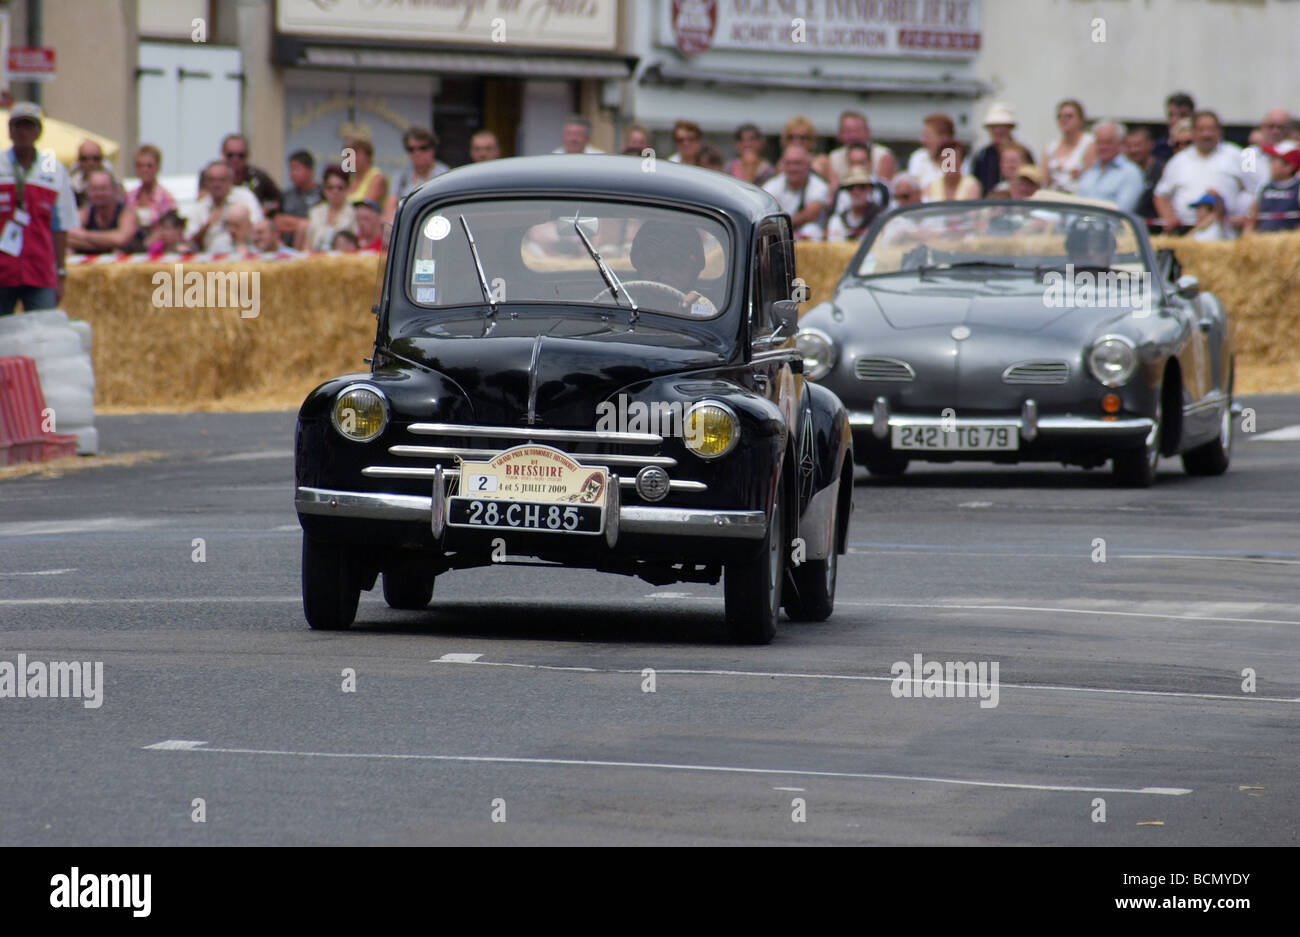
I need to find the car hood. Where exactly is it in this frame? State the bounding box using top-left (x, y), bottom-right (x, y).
top-left (841, 281), bottom-right (1139, 340)
top-left (387, 311), bottom-right (731, 425)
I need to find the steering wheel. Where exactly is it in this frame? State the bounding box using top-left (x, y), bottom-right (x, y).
top-left (591, 280), bottom-right (688, 309)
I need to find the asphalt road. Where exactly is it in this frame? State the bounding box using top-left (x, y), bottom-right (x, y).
top-left (1, 398), bottom-right (1297, 845)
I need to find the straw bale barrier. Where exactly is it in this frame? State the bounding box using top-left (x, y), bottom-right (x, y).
top-left (59, 232), bottom-right (1300, 411)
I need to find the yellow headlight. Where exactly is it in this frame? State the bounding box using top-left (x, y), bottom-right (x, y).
top-left (332, 386), bottom-right (387, 441)
top-left (684, 403), bottom-right (738, 459)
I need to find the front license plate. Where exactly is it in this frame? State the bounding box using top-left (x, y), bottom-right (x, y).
top-left (891, 425), bottom-right (1019, 451)
top-left (447, 497), bottom-right (604, 534)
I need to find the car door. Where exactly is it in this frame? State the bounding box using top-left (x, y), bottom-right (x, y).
top-left (750, 217), bottom-right (800, 432)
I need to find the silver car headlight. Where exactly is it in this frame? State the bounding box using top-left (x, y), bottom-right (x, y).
top-left (794, 328), bottom-right (836, 380)
top-left (331, 384), bottom-right (388, 441)
top-left (1087, 335), bottom-right (1137, 388)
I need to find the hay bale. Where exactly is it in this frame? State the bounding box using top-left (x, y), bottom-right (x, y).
top-left (64, 255), bottom-right (380, 410)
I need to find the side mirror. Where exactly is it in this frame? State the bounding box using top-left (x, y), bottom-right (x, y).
top-left (772, 299), bottom-right (800, 334)
top-left (1176, 274), bottom-right (1200, 299)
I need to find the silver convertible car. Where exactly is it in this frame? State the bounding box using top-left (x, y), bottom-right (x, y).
top-left (795, 199), bottom-right (1233, 486)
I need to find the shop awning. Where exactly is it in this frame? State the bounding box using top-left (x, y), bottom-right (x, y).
top-left (640, 61), bottom-right (987, 98)
top-left (285, 42), bottom-right (634, 80)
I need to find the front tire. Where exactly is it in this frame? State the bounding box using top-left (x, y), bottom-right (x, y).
top-left (302, 535), bottom-right (361, 630)
top-left (382, 569), bottom-right (435, 610)
top-left (1182, 399), bottom-right (1232, 476)
top-left (1113, 397), bottom-right (1162, 488)
top-left (784, 481), bottom-right (840, 623)
top-left (724, 483), bottom-right (785, 645)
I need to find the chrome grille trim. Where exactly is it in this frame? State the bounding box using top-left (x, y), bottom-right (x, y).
top-left (388, 444), bottom-right (676, 467)
top-left (1002, 361), bottom-right (1070, 384)
top-left (407, 422), bottom-right (663, 445)
top-left (362, 466), bottom-right (705, 492)
top-left (854, 356), bottom-right (916, 383)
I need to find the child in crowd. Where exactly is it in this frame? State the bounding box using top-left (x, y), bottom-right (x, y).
top-left (1245, 143), bottom-right (1300, 233)
top-left (146, 211), bottom-right (188, 258)
top-left (1188, 191), bottom-right (1228, 242)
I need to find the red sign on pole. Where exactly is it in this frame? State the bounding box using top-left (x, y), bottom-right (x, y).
top-left (8, 47), bottom-right (55, 81)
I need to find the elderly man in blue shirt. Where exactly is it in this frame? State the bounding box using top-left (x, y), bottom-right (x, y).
top-left (1076, 121), bottom-right (1144, 213)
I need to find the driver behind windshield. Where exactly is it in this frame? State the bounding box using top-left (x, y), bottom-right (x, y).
top-left (1065, 216), bottom-right (1116, 268)
top-left (629, 221), bottom-right (716, 315)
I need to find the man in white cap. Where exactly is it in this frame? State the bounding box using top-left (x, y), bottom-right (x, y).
top-left (0, 103), bottom-right (79, 315)
top-left (971, 103), bottom-right (1034, 197)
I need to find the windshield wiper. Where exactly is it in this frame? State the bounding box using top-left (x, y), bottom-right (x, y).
top-left (458, 214), bottom-right (500, 320)
top-left (918, 260), bottom-right (1031, 278)
top-left (571, 210), bottom-right (639, 327)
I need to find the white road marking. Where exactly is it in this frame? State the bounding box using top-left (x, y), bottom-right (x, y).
top-left (773, 786), bottom-right (806, 792)
top-left (0, 517), bottom-right (163, 537)
top-left (0, 596), bottom-right (302, 606)
top-left (143, 739), bottom-right (209, 750)
top-left (851, 600), bottom-right (1300, 629)
top-left (644, 592), bottom-right (692, 599)
top-left (959, 501), bottom-right (993, 509)
top-left (206, 449), bottom-right (294, 462)
top-left (431, 658), bottom-right (1299, 704)
top-left (1252, 425), bottom-right (1300, 441)
top-left (437, 652), bottom-right (483, 662)
top-left (143, 741), bottom-right (1191, 796)
top-left (1118, 554), bottom-right (1300, 566)
top-left (274, 524), bottom-right (300, 531)
top-left (0, 568), bottom-right (76, 577)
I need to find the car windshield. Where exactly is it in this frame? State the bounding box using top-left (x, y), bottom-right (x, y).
top-left (856, 202), bottom-right (1147, 278)
top-left (405, 197), bottom-right (731, 319)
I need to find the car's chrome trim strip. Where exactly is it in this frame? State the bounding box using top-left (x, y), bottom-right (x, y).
top-left (1182, 391), bottom-right (1230, 417)
top-left (296, 487), bottom-right (434, 522)
top-left (361, 466), bottom-right (705, 492)
top-left (407, 423), bottom-right (663, 445)
top-left (296, 487), bottom-right (760, 537)
top-left (388, 445), bottom-right (677, 467)
top-left (848, 411), bottom-right (1155, 433)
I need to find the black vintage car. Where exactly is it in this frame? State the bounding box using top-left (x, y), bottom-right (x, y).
top-left (295, 156), bottom-right (853, 643)
top-left (795, 199), bottom-right (1233, 486)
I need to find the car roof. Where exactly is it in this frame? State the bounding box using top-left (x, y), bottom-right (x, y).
top-left (404, 154), bottom-right (783, 223)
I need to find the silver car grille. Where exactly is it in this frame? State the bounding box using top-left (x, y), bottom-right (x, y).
top-left (362, 422), bottom-right (705, 493)
top-left (854, 357), bottom-right (916, 383)
top-left (1002, 361), bottom-right (1071, 385)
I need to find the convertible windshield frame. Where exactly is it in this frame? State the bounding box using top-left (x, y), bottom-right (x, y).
top-left (398, 194), bottom-right (739, 322)
top-left (848, 200), bottom-right (1153, 284)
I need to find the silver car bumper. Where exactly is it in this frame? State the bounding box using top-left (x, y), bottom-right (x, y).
top-left (847, 406), bottom-right (1154, 441)
top-left (295, 486), bottom-right (768, 540)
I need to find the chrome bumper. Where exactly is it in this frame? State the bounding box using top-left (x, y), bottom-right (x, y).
top-left (847, 409), bottom-right (1154, 439)
top-left (295, 486), bottom-right (768, 539)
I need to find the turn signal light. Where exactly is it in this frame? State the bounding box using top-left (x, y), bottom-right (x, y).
top-left (1101, 394), bottom-right (1121, 414)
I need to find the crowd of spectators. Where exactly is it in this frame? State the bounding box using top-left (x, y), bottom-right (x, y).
top-left (43, 93), bottom-right (1300, 261)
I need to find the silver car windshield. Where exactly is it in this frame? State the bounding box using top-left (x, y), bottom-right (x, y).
top-left (858, 202), bottom-right (1148, 277)
top-left (406, 198), bottom-right (731, 319)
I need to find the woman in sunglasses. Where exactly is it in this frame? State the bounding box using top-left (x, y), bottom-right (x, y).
top-left (384, 127), bottom-right (449, 224)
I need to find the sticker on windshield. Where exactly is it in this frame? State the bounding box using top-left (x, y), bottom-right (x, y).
top-left (689, 302), bottom-right (712, 317)
top-left (413, 258), bottom-right (436, 284)
top-left (415, 287), bottom-right (436, 303)
top-left (424, 215), bottom-right (451, 241)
